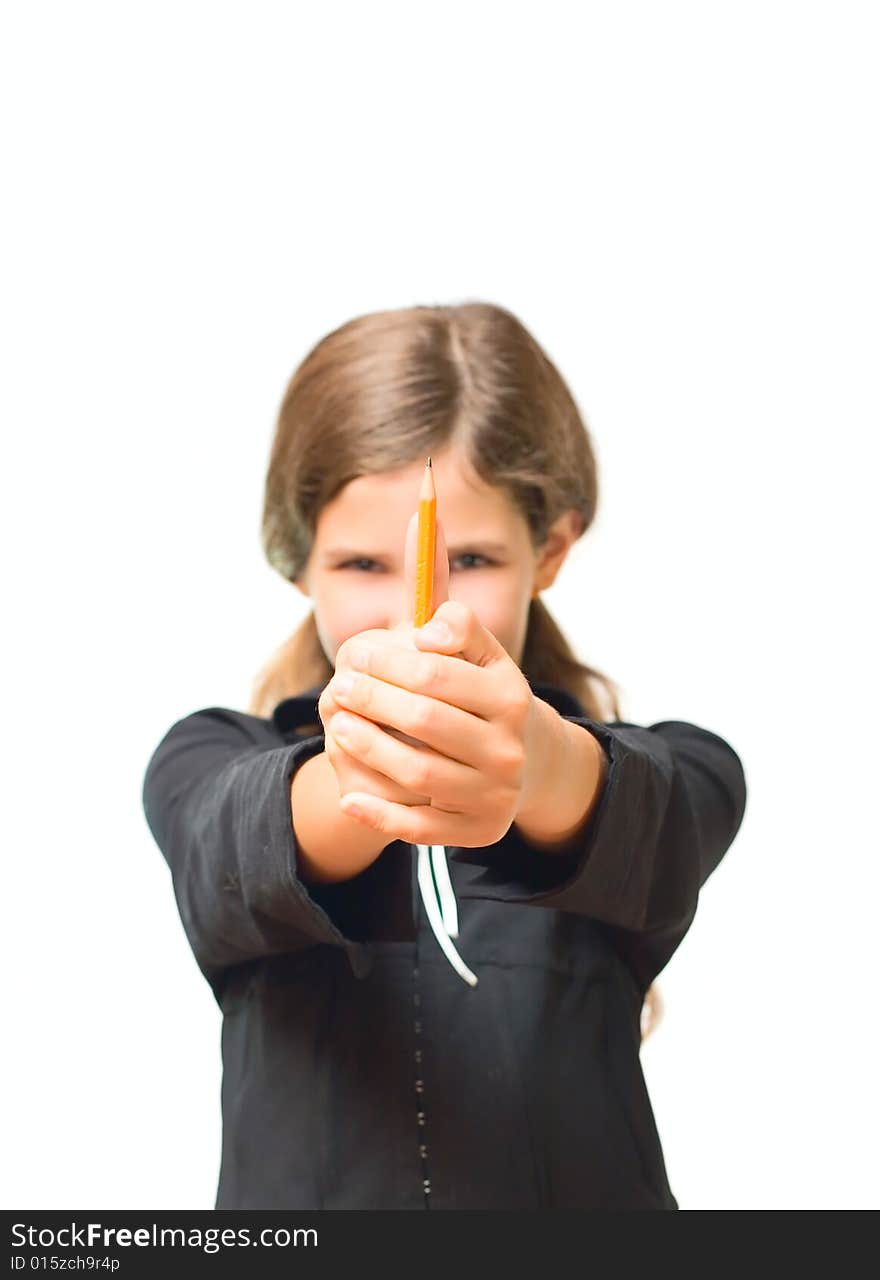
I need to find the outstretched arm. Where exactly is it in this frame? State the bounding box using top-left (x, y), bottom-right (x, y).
top-left (142, 707), bottom-right (416, 1002)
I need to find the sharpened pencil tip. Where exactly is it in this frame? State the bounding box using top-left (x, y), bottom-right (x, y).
top-left (426, 456), bottom-right (432, 468)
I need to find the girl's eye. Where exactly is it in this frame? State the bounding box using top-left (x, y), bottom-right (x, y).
top-left (339, 558), bottom-right (384, 572)
top-left (338, 554), bottom-right (494, 572)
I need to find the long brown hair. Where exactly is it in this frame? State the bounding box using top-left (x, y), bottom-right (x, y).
top-left (250, 300), bottom-right (663, 1041)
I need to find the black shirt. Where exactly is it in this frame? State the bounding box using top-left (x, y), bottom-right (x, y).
top-left (141, 680), bottom-right (747, 1209)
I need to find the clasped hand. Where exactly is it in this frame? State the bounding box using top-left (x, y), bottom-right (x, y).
top-left (319, 603), bottom-right (545, 847)
top-left (317, 512), bottom-right (553, 848)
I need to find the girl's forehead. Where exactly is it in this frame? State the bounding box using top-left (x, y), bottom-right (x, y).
top-left (317, 458), bottom-right (522, 542)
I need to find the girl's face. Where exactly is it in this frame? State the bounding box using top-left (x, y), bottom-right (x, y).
top-left (295, 447), bottom-right (581, 669)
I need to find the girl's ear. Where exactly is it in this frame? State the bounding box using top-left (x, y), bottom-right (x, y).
top-left (533, 510), bottom-right (583, 592)
top-left (293, 575), bottom-right (311, 599)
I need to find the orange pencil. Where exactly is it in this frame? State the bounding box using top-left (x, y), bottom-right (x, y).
top-left (413, 457), bottom-right (436, 626)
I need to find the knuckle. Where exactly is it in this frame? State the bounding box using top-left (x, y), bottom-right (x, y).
top-left (337, 636), bottom-right (375, 676)
top-left (496, 741), bottom-right (526, 777)
top-left (351, 674), bottom-right (370, 711)
top-left (345, 642), bottom-right (371, 673)
top-left (503, 684), bottom-right (532, 722)
top-left (434, 599), bottom-right (469, 640)
top-left (416, 652), bottom-right (445, 694)
top-left (408, 697), bottom-right (435, 736)
top-left (514, 686), bottom-right (533, 717)
top-left (443, 599), bottom-right (471, 628)
top-left (367, 740), bottom-right (391, 776)
top-left (487, 781), bottom-right (519, 814)
top-left (404, 755), bottom-right (432, 793)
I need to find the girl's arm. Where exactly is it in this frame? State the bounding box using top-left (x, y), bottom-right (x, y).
top-left (450, 714), bottom-right (747, 993)
top-left (313, 600), bottom-right (746, 995)
top-left (511, 695), bottom-right (610, 852)
top-left (142, 706), bottom-right (413, 1005)
top-left (290, 748), bottom-right (398, 883)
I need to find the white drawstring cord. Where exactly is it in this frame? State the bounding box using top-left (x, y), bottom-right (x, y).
top-left (415, 844), bottom-right (478, 988)
top-left (429, 844), bottom-right (459, 938)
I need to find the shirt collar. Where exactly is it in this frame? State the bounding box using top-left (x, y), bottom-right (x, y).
top-left (271, 678), bottom-right (587, 742)
top-left (272, 688), bottom-right (324, 740)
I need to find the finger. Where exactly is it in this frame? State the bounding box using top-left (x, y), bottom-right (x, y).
top-left (331, 709), bottom-right (486, 809)
top-left (325, 707), bottom-right (432, 806)
top-left (329, 669), bottom-right (494, 768)
top-left (414, 597), bottom-right (512, 669)
top-left (404, 509), bottom-right (450, 625)
top-left (432, 514), bottom-right (450, 612)
top-left (338, 791), bottom-right (478, 847)
top-left (326, 738), bottom-right (432, 807)
top-left (343, 637), bottom-right (501, 720)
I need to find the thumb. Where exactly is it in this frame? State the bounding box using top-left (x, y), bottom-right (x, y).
top-left (404, 510), bottom-right (449, 625)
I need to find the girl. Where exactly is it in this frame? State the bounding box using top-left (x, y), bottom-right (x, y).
top-left (142, 301), bottom-right (746, 1210)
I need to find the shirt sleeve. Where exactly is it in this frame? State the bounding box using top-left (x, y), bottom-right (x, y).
top-left (141, 707), bottom-right (416, 1003)
top-left (447, 716), bottom-right (747, 993)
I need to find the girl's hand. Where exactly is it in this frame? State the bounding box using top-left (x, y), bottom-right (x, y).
top-left (319, 634), bottom-right (432, 811)
top-left (318, 506), bottom-right (452, 813)
top-left (329, 598), bottom-right (556, 848)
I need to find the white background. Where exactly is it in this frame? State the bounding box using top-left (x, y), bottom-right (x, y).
top-left (2, 1), bottom-right (877, 1210)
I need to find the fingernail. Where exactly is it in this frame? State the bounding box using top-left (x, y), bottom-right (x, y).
top-left (419, 620), bottom-right (451, 644)
top-left (335, 710), bottom-right (362, 738)
top-left (340, 794), bottom-right (365, 818)
top-left (334, 672), bottom-right (356, 698)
